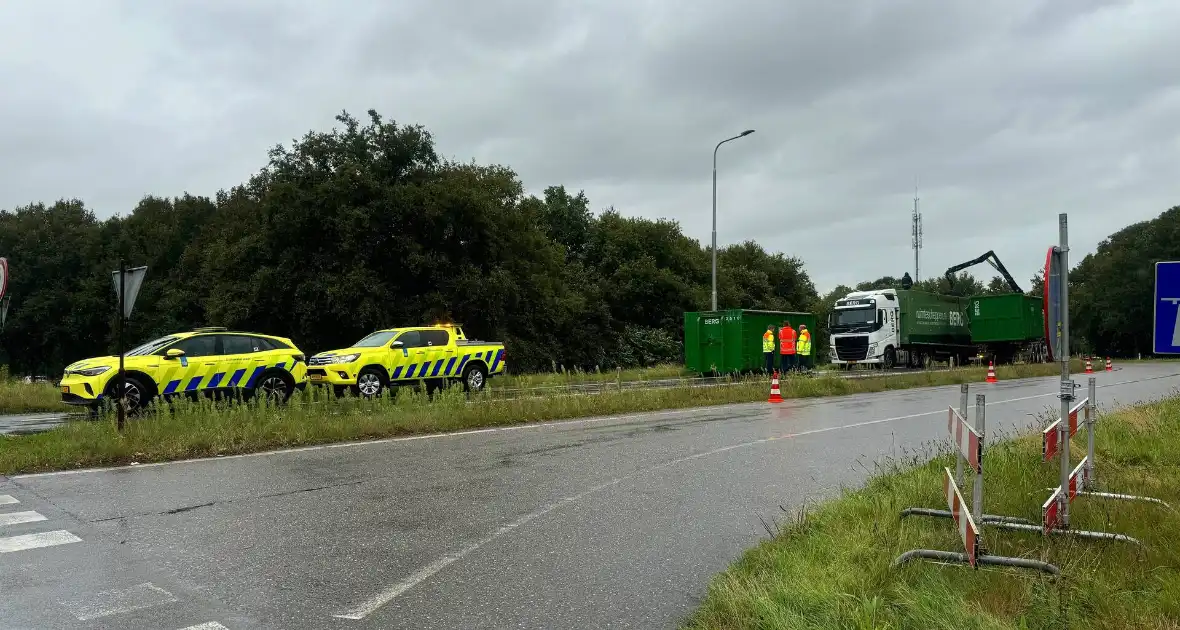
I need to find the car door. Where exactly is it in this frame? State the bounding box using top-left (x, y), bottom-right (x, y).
top-left (217, 334), bottom-right (270, 391)
top-left (420, 329), bottom-right (456, 378)
top-left (156, 334), bottom-right (218, 396)
top-left (388, 330), bottom-right (423, 382)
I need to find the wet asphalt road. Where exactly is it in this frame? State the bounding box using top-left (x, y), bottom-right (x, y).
top-left (2, 363), bottom-right (1179, 630)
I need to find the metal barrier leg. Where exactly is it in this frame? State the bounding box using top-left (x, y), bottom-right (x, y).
top-left (986, 520), bottom-right (1142, 545)
top-left (892, 549), bottom-right (1060, 575)
top-left (1075, 491), bottom-right (1175, 512)
top-left (900, 507), bottom-right (1033, 525)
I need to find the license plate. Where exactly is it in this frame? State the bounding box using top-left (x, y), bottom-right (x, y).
top-left (848, 361), bottom-right (857, 365)
top-left (309, 374), bottom-right (322, 381)
top-left (61, 386), bottom-right (70, 394)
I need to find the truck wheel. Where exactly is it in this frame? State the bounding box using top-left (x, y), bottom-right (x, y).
top-left (883, 347), bottom-right (896, 370)
top-left (463, 363), bottom-right (488, 393)
top-left (355, 367), bottom-right (386, 399)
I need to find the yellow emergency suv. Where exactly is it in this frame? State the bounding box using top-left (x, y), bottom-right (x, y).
top-left (307, 324), bottom-right (505, 397)
top-left (59, 327), bottom-right (308, 411)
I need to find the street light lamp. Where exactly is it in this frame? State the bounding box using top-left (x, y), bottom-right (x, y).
top-left (712, 129), bottom-right (755, 311)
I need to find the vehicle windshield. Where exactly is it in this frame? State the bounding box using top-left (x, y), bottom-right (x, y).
top-left (830, 306), bottom-right (876, 331)
top-left (352, 330), bottom-right (400, 347)
top-left (126, 335), bottom-right (179, 356)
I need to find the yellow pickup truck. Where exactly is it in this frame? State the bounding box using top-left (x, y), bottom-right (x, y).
top-left (306, 324), bottom-right (505, 397)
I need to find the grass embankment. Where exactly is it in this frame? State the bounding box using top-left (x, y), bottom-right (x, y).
top-left (685, 397), bottom-right (1180, 630)
top-left (0, 362), bottom-right (1075, 475)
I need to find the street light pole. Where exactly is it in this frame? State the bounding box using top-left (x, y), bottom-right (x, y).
top-left (712, 129), bottom-right (755, 311)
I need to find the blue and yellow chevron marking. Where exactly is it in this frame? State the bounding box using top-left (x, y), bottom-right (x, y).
top-left (227, 369), bottom-right (246, 387)
top-left (391, 365), bottom-right (404, 379)
top-left (244, 366), bottom-right (266, 388)
top-left (444, 356), bottom-right (457, 375)
top-left (207, 372), bottom-right (224, 388)
top-left (490, 349), bottom-right (504, 373)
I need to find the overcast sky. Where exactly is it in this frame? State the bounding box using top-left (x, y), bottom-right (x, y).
top-left (2, 0), bottom-right (1178, 293)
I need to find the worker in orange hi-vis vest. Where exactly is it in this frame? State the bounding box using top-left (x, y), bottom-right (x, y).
top-left (762, 325), bottom-right (776, 373)
top-left (796, 324), bottom-right (813, 371)
top-left (779, 321), bottom-right (797, 373)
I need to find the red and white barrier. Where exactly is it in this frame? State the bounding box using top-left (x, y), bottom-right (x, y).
top-left (896, 386), bottom-right (1059, 574)
top-left (1041, 377), bottom-right (1172, 532)
top-left (943, 467), bottom-right (980, 567)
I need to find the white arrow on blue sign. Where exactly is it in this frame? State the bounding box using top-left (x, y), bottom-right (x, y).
top-left (1153, 261), bottom-right (1180, 354)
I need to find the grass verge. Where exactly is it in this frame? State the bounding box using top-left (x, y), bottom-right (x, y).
top-left (0, 362), bottom-right (1079, 475)
top-left (0, 379), bottom-right (67, 414)
top-left (683, 396), bottom-right (1180, 630)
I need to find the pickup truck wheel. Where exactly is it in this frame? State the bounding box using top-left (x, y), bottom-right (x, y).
top-left (463, 363), bottom-right (488, 393)
top-left (356, 368), bottom-right (386, 399)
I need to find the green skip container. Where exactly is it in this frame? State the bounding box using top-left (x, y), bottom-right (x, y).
top-left (684, 309), bottom-right (818, 375)
top-left (967, 293), bottom-right (1045, 343)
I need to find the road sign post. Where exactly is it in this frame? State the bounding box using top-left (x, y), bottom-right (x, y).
top-left (111, 263), bottom-right (148, 431)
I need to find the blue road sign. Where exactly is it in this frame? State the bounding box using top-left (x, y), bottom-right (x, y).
top-left (1153, 261), bottom-right (1180, 354)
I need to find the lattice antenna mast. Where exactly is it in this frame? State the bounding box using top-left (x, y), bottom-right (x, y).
top-left (911, 179), bottom-right (923, 283)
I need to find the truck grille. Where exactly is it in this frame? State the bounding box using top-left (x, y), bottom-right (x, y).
top-left (834, 335), bottom-right (869, 361)
top-left (308, 356), bottom-right (336, 366)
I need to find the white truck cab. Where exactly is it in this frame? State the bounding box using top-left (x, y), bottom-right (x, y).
top-left (829, 289), bottom-right (899, 368)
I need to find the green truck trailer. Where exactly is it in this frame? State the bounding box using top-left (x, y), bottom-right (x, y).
top-left (966, 293), bottom-right (1048, 363)
top-left (684, 309), bottom-right (818, 375)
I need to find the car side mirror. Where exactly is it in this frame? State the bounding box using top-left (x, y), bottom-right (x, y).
top-left (390, 341), bottom-right (404, 348)
top-left (165, 348), bottom-right (186, 359)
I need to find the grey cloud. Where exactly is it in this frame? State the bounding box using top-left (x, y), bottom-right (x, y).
top-left (1, 0), bottom-right (1178, 294)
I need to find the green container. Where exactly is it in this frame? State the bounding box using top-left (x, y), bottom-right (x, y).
top-left (684, 309), bottom-right (817, 374)
top-left (967, 293), bottom-right (1045, 343)
top-left (897, 290), bottom-right (972, 346)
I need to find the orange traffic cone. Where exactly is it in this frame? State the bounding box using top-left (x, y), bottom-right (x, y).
top-left (1105, 357), bottom-right (1113, 372)
top-left (768, 370), bottom-right (784, 404)
top-left (1085, 357), bottom-right (1093, 374)
top-left (986, 361), bottom-right (997, 383)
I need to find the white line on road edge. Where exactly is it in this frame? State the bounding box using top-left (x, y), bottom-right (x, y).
top-left (61, 582), bottom-right (178, 621)
top-left (177, 623), bottom-right (230, 630)
top-left (0, 510), bottom-right (47, 527)
top-left (330, 378), bottom-right (1162, 620)
top-left (23, 370), bottom-right (1169, 480)
top-left (0, 530), bottom-right (81, 553)
top-left (0, 494), bottom-right (19, 505)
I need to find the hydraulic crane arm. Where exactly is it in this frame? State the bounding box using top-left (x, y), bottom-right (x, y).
top-left (944, 250), bottom-right (1022, 293)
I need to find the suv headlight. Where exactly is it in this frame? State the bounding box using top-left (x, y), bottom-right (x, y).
top-left (70, 366), bottom-right (112, 377)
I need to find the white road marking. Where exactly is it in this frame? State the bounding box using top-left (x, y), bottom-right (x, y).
top-left (0, 530), bottom-right (81, 553)
top-left (0, 510), bottom-right (47, 527)
top-left (0, 495), bottom-right (18, 506)
top-left (178, 623), bottom-right (230, 630)
top-left (24, 370), bottom-right (1170, 480)
top-left (61, 582), bottom-right (178, 621)
top-left (330, 374), bottom-right (1172, 620)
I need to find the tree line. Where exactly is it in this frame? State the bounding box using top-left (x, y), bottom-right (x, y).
top-left (0, 109), bottom-right (1173, 375)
